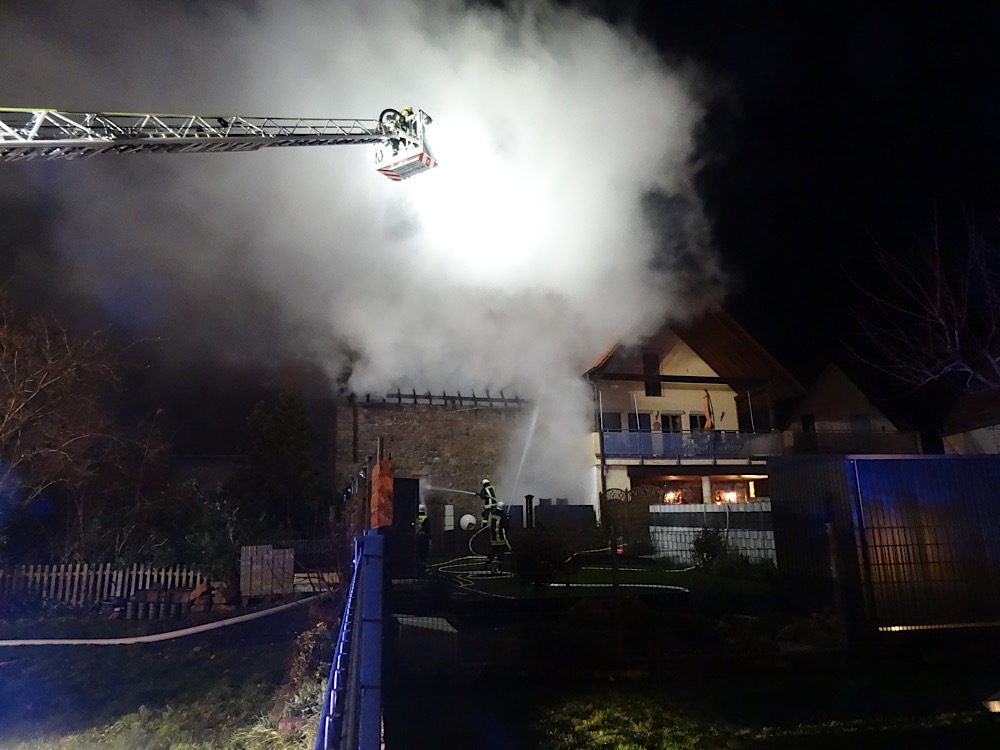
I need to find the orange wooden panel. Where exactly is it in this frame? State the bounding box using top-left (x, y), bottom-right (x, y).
top-left (370, 458), bottom-right (395, 529)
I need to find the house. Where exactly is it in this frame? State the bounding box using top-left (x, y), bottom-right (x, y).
top-left (586, 311), bottom-right (799, 507)
top-left (583, 311), bottom-right (924, 566)
top-left (780, 363), bottom-right (922, 455)
top-left (321, 310), bottom-right (919, 553)
top-left (941, 389), bottom-right (1000, 454)
top-left (585, 312), bottom-right (920, 507)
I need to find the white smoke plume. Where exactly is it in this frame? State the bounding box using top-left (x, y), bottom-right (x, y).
top-left (0, 0), bottom-right (724, 502)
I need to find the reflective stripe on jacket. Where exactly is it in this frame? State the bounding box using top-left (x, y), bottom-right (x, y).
top-left (488, 509), bottom-right (508, 546)
top-left (480, 483), bottom-right (497, 518)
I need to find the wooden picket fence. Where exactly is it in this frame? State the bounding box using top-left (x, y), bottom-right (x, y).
top-left (240, 545), bottom-right (294, 598)
top-left (0, 563), bottom-right (206, 609)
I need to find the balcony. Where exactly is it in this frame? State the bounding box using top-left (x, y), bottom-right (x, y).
top-left (599, 430), bottom-right (782, 462)
top-left (597, 428), bottom-right (923, 462)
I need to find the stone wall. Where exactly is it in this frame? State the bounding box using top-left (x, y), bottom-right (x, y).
top-left (333, 400), bottom-right (526, 520)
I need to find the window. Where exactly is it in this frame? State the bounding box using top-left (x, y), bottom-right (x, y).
top-left (799, 414), bottom-right (818, 452)
top-left (659, 414), bottom-right (682, 432)
top-left (627, 412), bottom-right (652, 432)
top-left (689, 414), bottom-right (708, 431)
top-left (642, 350), bottom-right (661, 397)
top-left (601, 412), bottom-right (622, 431)
top-left (850, 414), bottom-right (872, 434)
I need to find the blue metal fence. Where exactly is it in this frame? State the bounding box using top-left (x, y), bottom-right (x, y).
top-left (314, 530), bottom-right (384, 750)
top-left (769, 455), bottom-right (1000, 634)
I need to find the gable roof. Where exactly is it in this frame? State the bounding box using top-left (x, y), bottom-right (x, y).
top-left (589, 343), bottom-right (619, 373)
top-left (673, 312), bottom-right (804, 401)
top-left (587, 309), bottom-right (804, 403)
top-left (781, 362), bottom-right (899, 429)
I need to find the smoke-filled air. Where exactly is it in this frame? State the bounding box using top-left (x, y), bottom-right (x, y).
top-left (0, 0), bottom-right (724, 503)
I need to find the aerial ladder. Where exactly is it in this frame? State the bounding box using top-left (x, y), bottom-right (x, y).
top-left (0, 106), bottom-right (437, 181)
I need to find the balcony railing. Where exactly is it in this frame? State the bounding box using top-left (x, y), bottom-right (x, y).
top-left (600, 430), bottom-right (782, 461)
top-left (599, 429), bottom-right (922, 461)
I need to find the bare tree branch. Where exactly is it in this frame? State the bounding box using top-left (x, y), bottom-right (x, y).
top-left (0, 290), bottom-right (130, 524)
top-left (850, 216), bottom-right (1000, 395)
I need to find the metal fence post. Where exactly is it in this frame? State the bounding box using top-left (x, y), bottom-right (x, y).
top-left (358, 530), bottom-right (384, 749)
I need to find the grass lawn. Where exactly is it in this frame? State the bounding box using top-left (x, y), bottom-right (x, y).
top-left (392, 554), bottom-right (1000, 749)
top-left (6, 573), bottom-right (999, 750)
top-left (534, 687), bottom-right (1000, 749)
top-left (387, 646), bottom-right (1000, 749)
top-left (530, 627), bottom-right (1000, 748)
top-left (0, 605), bottom-right (325, 750)
top-left (431, 553), bottom-right (778, 602)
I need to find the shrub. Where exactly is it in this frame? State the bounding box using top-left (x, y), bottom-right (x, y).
top-left (712, 550), bottom-right (754, 577)
top-left (691, 527), bottom-right (727, 569)
top-left (289, 621), bottom-right (336, 687)
top-left (281, 680), bottom-right (324, 721)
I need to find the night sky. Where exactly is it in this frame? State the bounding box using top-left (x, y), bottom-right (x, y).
top-left (3, 1), bottom-right (1000, 446)
top-left (636, 1), bottom-right (1000, 427)
top-left (591, 2), bottom-right (1000, 421)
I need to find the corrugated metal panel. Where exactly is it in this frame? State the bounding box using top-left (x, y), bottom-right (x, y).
top-left (769, 455), bottom-right (1000, 636)
top-left (768, 456), bottom-right (869, 635)
top-left (850, 456), bottom-right (1000, 630)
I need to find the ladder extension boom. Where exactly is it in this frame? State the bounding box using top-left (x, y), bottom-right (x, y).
top-left (0, 108), bottom-right (398, 161)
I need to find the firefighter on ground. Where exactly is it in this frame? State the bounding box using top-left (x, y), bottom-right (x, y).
top-left (485, 500), bottom-right (510, 573)
top-left (415, 502), bottom-right (431, 570)
top-left (479, 478), bottom-right (497, 526)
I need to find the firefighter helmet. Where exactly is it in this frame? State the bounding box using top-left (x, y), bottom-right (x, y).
top-left (482, 479), bottom-right (490, 485)
top-left (496, 501), bottom-right (505, 511)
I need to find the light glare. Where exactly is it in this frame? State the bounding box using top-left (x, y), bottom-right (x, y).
top-left (404, 115), bottom-right (552, 286)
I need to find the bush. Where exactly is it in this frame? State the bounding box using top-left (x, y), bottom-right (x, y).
top-left (712, 550), bottom-right (755, 577)
top-left (280, 680), bottom-right (325, 722)
top-left (691, 527), bottom-right (727, 569)
top-left (289, 621), bottom-right (337, 687)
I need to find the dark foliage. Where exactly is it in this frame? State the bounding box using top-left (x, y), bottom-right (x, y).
top-left (224, 391), bottom-right (331, 541)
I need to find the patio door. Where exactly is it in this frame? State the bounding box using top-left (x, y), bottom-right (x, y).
top-left (628, 412), bottom-right (653, 455)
